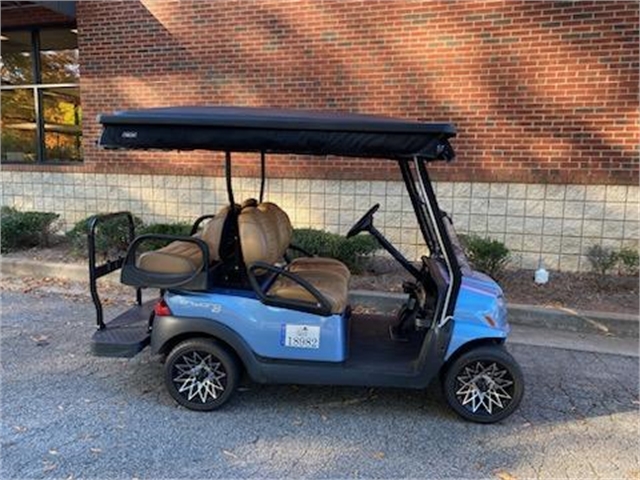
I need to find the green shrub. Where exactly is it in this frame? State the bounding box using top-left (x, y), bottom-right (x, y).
top-left (460, 234), bottom-right (510, 279)
top-left (67, 214), bottom-right (143, 259)
top-left (291, 228), bottom-right (379, 272)
top-left (1, 206), bottom-right (59, 253)
top-left (617, 247), bottom-right (639, 276)
top-left (137, 222), bottom-right (192, 251)
top-left (586, 244), bottom-right (618, 276)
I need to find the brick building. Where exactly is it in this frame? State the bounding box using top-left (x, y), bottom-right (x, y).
top-left (1, 0), bottom-right (638, 271)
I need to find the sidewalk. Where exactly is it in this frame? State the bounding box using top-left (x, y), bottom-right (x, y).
top-left (3, 257), bottom-right (638, 341)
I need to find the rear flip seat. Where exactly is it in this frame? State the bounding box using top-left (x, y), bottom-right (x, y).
top-left (136, 206), bottom-right (230, 274)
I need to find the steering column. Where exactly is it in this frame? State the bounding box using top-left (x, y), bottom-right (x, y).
top-left (346, 203), bottom-right (421, 280)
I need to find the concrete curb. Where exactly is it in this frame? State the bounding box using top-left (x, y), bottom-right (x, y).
top-left (507, 303), bottom-right (638, 338)
top-left (2, 257), bottom-right (104, 283)
top-left (2, 258), bottom-right (638, 338)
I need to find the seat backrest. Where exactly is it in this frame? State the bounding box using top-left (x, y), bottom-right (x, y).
top-left (199, 198), bottom-right (280, 264)
top-left (241, 198), bottom-right (258, 209)
top-left (200, 205), bottom-right (231, 261)
top-left (257, 202), bottom-right (293, 257)
top-left (238, 206), bottom-right (281, 265)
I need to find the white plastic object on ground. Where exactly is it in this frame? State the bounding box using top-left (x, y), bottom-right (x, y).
top-left (534, 259), bottom-right (549, 285)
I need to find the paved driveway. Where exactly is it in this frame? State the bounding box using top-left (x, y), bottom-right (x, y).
top-left (1, 291), bottom-right (638, 479)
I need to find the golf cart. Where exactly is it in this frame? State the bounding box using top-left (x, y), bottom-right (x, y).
top-left (88, 106), bottom-right (523, 423)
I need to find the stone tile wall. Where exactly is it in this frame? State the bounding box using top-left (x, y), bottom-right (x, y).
top-left (1, 171), bottom-right (637, 272)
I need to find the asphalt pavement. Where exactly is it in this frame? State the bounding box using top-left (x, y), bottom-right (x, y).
top-left (1, 290), bottom-right (638, 479)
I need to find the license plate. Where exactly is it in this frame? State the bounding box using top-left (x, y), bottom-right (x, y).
top-left (282, 324), bottom-right (320, 349)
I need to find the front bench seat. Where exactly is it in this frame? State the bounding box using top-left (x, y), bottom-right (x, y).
top-left (256, 202), bottom-right (351, 281)
top-left (239, 206), bottom-right (348, 315)
top-left (136, 206), bottom-right (229, 274)
top-left (288, 256), bottom-right (351, 281)
top-left (268, 270), bottom-right (349, 314)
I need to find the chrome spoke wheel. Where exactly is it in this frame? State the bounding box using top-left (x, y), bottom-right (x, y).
top-left (171, 350), bottom-right (228, 404)
top-left (165, 339), bottom-right (239, 411)
top-left (444, 346), bottom-right (524, 423)
top-left (454, 361), bottom-right (514, 415)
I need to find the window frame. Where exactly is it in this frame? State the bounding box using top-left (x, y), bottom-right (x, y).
top-left (1, 24), bottom-right (81, 165)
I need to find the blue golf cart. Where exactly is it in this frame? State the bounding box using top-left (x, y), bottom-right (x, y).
top-left (88, 106), bottom-right (524, 423)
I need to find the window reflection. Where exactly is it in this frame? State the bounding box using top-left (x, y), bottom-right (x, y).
top-left (0, 27), bottom-right (82, 163)
top-left (1, 30), bottom-right (34, 85)
top-left (42, 87), bottom-right (82, 161)
top-left (39, 28), bottom-right (79, 84)
top-left (1, 89), bottom-right (37, 162)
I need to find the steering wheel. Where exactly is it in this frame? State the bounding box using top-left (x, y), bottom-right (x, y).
top-left (346, 203), bottom-right (380, 238)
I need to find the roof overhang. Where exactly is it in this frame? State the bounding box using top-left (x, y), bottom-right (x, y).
top-left (35, 1), bottom-right (76, 18)
top-left (1, 1), bottom-right (76, 19)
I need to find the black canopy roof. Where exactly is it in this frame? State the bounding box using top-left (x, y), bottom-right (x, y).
top-left (98, 106), bottom-right (456, 161)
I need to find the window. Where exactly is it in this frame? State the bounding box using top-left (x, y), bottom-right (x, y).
top-left (1, 27), bottom-right (81, 163)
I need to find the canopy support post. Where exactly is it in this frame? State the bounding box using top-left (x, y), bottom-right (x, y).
top-left (259, 151), bottom-right (266, 203)
top-left (413, 157), bottom-right (461, 321)
top-left (399, 160), bottom-right (436, 254)
top-left (225, 151), bottom-right (235, 205)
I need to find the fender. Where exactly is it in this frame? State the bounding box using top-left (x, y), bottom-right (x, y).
top-left (151, 315), bottom-right (266, 382)
top-left (445, 319), bottom-right (508, 361)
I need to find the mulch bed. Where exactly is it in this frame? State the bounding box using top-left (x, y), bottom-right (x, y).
top-left (3, 243), bottom-right (638, 316)
top-left (500, 269), bottom-right (638, 315)
top-left (351, 260), bottom-right (639, 316)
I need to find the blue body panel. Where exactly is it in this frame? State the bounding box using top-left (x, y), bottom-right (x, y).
top-left (165, 290), bottom-right (347, 362)
top-left (445, 270), bottom-right (510, 360)
top-left (164, 268), bottom-right (508, 365)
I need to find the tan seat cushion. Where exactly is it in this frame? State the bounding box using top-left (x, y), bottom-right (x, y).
top-left (268, 270), bottom-right (348, 314)
top-left (138, 241), bottom-right (203, 274)
top-left (289, 257), bottom-right (351, 282)
top-left (238, 206), bottom-right (281, 265)
top-left (257, 202), bottom-right (293, 254)
top-left (136, 206), bottom-right (230, 275)
top-left (200, 206), bottom-right (230, 257)
top-left (241, 198), bottom-right (258, 208)
top-left (256, 201), bottom-right (350, 280)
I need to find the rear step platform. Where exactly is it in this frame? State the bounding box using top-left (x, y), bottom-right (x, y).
top-left (92, 300), bottom-right (155, 357)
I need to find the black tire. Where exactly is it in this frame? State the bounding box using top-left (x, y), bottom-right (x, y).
top-left (164, 338), bottom-right (239, 411)
top-left (443, 345), bottom-right (524, 423)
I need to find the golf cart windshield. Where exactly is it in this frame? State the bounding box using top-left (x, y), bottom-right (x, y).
top-left (442, 214), bottom-right (472, 273)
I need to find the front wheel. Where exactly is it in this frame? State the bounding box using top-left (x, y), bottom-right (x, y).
top-left (443, 345), bottom-right (524, 423)
top-left (164, 338), bottom-right (239, 411)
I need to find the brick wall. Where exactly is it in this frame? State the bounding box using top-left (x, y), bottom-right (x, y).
top-left (4, 0), bottom-right (637, 185)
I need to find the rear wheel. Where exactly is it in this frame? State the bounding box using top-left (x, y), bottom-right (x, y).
top-left (443, 345), bottom-right (524, 423)
top-left (164, 338), bottom-right (239, 411)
